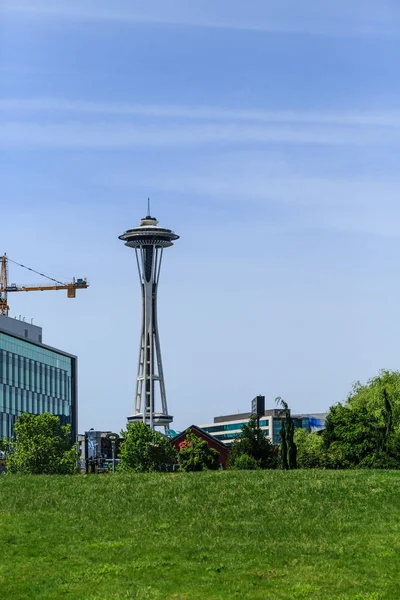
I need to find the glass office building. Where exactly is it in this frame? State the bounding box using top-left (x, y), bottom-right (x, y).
top-left (200, 409), bottom-right (326, 447)
top-left (0, 317), bottom-right (77, 441)
top-left (201, 416), bottom-right (272, 445)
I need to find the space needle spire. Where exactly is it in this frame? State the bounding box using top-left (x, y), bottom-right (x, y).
top-left (119, 205), bottom-right (179, 431)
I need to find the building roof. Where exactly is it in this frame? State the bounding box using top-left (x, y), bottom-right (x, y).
top-left (171, 425), bottom-right (229, 452)
top-left (0, 317), bottom-right (77, 359)
top-left (211, 409), bottom-right (327, 425)
top-left (213, 408), bottom-right (283, 423)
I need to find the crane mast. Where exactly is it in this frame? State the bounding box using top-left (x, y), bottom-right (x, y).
top-left (0, 254), bottom-right (88, 316)
top-left (0, 254), bottom-right (9, 316)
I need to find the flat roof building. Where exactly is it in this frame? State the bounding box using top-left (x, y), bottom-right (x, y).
top-left (0, 316), bottom-right (77, 441)
top-left (200, 409), bottom-right (326, 447)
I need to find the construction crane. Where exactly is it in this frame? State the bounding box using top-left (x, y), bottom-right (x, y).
top-left (0, 254), bottom-right (89, 316)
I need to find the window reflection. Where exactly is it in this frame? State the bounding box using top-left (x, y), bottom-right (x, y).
top-left (0, 332), bottom-right (74, 439)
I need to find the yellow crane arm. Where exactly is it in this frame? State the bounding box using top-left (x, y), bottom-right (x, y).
top-left (6, 281), bottom-right (89, 299)
top-left (0, 253), bottom-right (89, 316)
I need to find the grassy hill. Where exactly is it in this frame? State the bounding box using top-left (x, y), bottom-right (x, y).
top-left (0, 470), bottom-right (399, 600)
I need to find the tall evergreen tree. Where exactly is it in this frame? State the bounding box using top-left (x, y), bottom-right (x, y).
top-left (276, 397), bottom-right (297, 470)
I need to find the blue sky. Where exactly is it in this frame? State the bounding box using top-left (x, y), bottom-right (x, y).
top-left (1, 0), bottom-right (400, 433)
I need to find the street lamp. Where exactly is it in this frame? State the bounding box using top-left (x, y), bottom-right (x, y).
top-left (106, 433), bottom-right (119, 473)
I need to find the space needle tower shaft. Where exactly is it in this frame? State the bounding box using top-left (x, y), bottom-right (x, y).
top-left (119, 203), bottom-right (179, 431)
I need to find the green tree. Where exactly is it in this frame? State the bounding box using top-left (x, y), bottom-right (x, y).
top-left (294, 429), bottom-right (326, 469)
top-left (118, 422), bottom-right (177, 473)
top-left (324, 400), bottom-right (400, 469)
top-left (346, 370), bottom-right (400, 419)
top-left (276, 397), bottom-right (297, 470)
top-left (7, 413), bottom-right (78, 475)
top-left (323, 371), bottom-right (400, 469)
top-left (178, 433), bottom-right (220, 472)
top-left (229, 417), bottom-right (278, 469)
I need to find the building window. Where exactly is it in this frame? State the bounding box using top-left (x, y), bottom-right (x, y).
top-left (24, 329), bottom-right (28, 339)
top-left (214, 433), bottom-right (238, 440)
top-left (0, 331), bottom-right (75, 439)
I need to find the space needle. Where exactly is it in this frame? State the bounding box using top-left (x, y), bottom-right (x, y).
top-left (119, 203), bottom-right (179, 432)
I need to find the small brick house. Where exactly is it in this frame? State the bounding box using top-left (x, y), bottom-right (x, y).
top-left (171, 425), bottom-right (230, 469)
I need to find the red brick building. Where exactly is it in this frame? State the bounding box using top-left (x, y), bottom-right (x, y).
top-left (171, 425), bottom-right (230, 469)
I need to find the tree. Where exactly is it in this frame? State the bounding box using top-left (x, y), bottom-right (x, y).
top-left (178, 433), bottom-right (220, 472)
top-left (276, 398), bottom-right (297, 470)
top-left (323, 371), bottom-right (400, 469)
top-left (324, 399), bottom-right (400, 469)
top-left (7, 413), bottom-right (78, 475)
top-left (345, 370), bottom-right (400, 420)
top-left (294, 429), bottom-right (326, 469)
top-left (118, 422), bottom-right (177, 473)
top-left (229, 417), bottom-right (278, 469)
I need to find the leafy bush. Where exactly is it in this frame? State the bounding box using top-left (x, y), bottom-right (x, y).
top-left (178, 433), bottom-right (220, 471)
top-left (232, 454), bottom-right (260, 470)
top-left (229, 417), bottom-right (278, 469)
top-left (0, 437), bottom-right (10, 456)
top-left (6, 413), bottom-right (78, 475)
top-left (118, 422), bottom-right (177, 472)
top-left (357, 451), bottom-right (400, 470)
top-left (294, 429), bottom-right (327, 469)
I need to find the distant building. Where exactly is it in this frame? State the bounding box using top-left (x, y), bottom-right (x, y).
top-left (171, 425), bottom-right (230, 468)
top-left (0, 316), bottom-right (77, 441)
top-left (77, 430), bottom-right (122, 462)
top-left (200, 409), bottom-right (326, 447)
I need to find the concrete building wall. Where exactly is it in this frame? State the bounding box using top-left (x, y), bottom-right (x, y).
top-left (0, 316), bottom-right (42, 344)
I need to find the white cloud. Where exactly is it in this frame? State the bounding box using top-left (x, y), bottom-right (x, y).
top-left (2, 98), bottom-right (400, 129)
top-left (0, 118), bottom-right (398, 149)
top-left (4, 0), bottom-right (400, 37)
top-left (1, 97), bottom-right (399, 237)
top-left (101, 150), bottom-right (400, 237)
top-left (0, 98), bottom-right (400, 148)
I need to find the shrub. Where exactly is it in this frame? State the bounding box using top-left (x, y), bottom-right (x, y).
top-left (295, 429), bottom-right (327, 469)
top-left (118, 422), bottom-right (177, 473)
top-left (178, 433), bottom-right (220, 472)
top-left (233, 454), bottom-right (260, 470)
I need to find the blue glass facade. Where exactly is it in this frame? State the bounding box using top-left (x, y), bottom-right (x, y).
top-left (202, 421), bottom-right (270, 444)
top-left (202, 413), bottom-right (326, 446)
top-left (0, 330), bottom-right (77, 441)
top-left (272, 419), bottom-right (281, 444)
top-left (202, 422), bottom-right (249, 433)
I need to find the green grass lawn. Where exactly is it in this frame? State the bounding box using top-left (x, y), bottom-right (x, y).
top-left (0, 470), bottom-right (399, 600)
